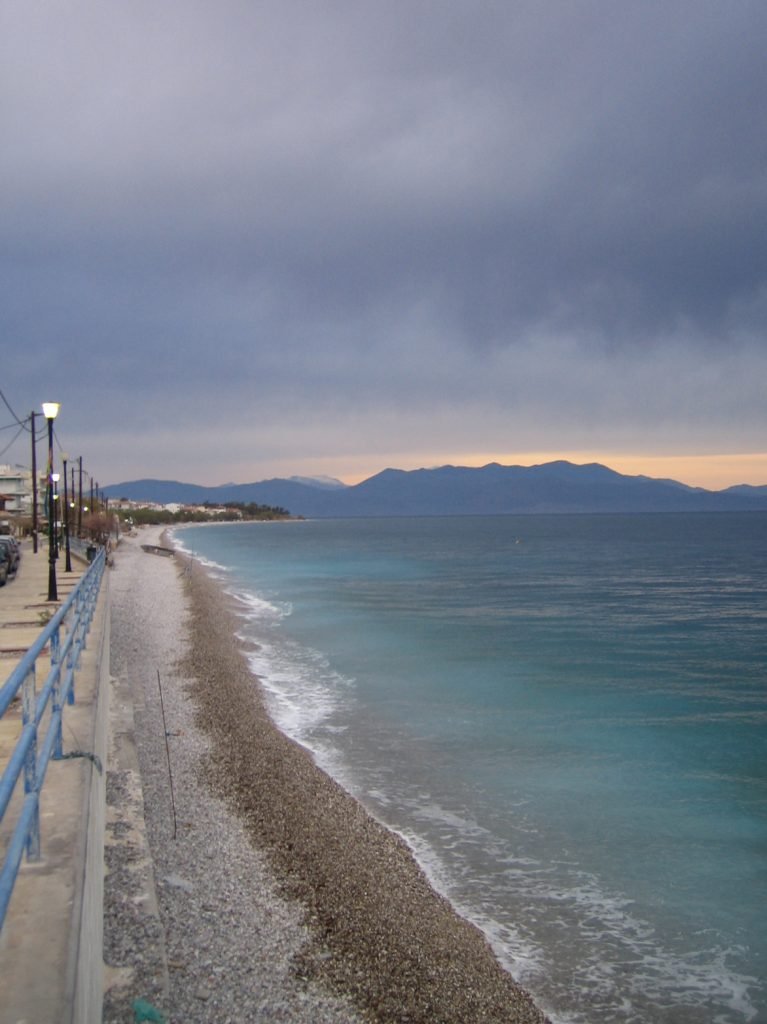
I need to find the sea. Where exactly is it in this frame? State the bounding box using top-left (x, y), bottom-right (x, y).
top-left (174, 513), bottom-right (767, 1024)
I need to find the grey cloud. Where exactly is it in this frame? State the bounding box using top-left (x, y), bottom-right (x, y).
top-left (2, 1), bottom-right (767, 483)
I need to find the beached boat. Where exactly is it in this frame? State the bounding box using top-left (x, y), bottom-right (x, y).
top-left (140, 544), bottom-right (174, 557)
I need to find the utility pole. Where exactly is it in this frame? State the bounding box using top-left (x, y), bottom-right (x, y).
top-left (78, 457), bottom-right (83, 536)
top-left (30, 411), bottom-right (38, 553)
top-left (62, 453), bottom-right (72, 573)
top-left (42, 402), bottom-right (59, 602)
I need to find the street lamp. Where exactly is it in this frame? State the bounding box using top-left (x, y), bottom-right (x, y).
top-left (77, 456), bottom-right (83, 537)
top-left (42, 402), bottom-right (59, 601)
top-left (62, 452), bottom-right (72, 573)
top-left (51, 474), bottom-right (60, 558)
top-left (30, 411), bottom-right (39, 553)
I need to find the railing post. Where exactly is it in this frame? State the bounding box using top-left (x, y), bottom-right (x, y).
top-left (75, 576), bottom-right (88, 665)
top-left (21, 666), bottom-right (40, 861)
top-left (65, 604), bottom-right (76, 705)
top-left (51, 623), bottom-right (64, 760)
top-left (80, 576), bottom-right (91, 651)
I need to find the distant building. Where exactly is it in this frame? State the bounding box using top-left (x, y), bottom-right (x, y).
top-left (0, 464), bottom-right (46, 517)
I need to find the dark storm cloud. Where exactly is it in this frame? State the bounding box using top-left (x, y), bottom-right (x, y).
top-left (2, 1), bottom-right (767, 482)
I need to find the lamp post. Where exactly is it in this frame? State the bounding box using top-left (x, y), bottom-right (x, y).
top-left (78, 456), bottom-right (83, 537)
top-left (42, 402), bottom-right (59, 601)
top-left (30, 411), bottom-right (39, 553)
top-left (70, 463), bottom-right (76, 565)
top-left (62, 452), bottom-right (72, 573)
top-left (51, 474), bottom-right (60, 558)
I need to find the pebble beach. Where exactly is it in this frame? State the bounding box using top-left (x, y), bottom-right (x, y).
top-left (103, 527), bottom-right (549, 1024)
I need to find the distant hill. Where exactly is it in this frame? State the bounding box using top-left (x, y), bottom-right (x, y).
top-left (102, 476), bottom-right (346, 513)
top-left (104, 461), bottom-right (767, 517)
top-left (287, 475), bottom-right (346, 489)
top-left (722, 483), bottom-right (767, 499)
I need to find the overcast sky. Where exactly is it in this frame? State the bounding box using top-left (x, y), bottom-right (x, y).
top-left (2, 1), bottom-right (767, 489)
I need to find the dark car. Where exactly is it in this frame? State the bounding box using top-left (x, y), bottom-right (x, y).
top-left (0, 536), bottom-right (20, 575)
top-left (0, 547), bottom-right (9, 586)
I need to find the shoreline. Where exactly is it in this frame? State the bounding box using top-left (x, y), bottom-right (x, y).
top-left (172, 529), bottom-right (549, 1023)
top-left (106, 529), bottom-right (368, 1023)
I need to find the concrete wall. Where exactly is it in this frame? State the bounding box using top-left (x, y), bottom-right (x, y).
top-left (71, 572), bottom-right (111, 1024)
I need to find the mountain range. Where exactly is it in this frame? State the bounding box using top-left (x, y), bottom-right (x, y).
top-left (103, 461), bottom-right (767, 517)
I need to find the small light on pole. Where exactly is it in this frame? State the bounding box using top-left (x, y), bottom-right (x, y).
top-left (51, 473), bottom-right (60, 559)
top-left (42, 402), bottom-right (60, 601)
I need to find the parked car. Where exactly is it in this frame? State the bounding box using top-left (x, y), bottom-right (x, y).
top-left (0, 547), bottom-right (9, 586)
top-left (0, 536), bottom-right (20, 575)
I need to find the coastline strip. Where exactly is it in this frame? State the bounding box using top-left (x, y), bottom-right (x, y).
top-left (179, 542), bottom-right (549, 1024)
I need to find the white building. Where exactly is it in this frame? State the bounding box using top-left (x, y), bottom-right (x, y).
top-left (0, 464), bottom-right (47, 517)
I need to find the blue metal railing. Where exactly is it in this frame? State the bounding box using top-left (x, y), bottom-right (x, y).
top-left (0, 548), bottom-right (106, 929)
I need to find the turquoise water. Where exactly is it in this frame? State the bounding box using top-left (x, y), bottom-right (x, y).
top-left (176, 514), bottom-right (767, 1023)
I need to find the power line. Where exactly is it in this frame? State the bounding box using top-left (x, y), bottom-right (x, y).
top-left (0, 423), bottom-right (26, 459)
top-left (0, 419), bottom-right (45, 442)
top-left (0, 388), bottom-right (28, 429)
top-left (0, 392), bottom-right (54, 442)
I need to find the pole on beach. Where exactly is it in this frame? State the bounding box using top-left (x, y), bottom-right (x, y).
top-left (156, 670), bottom-right (178, 840)
top-left (42, 402), bottom-right (59, 601)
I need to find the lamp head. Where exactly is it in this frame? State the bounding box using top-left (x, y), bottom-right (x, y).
top-left (42, 402), bottom-right (60, 420)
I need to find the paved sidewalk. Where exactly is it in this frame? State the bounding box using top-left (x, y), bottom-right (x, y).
top-left (0, 539), bottom-right (110, 1024)
top-left (0, 539), bottom-right (85, 664)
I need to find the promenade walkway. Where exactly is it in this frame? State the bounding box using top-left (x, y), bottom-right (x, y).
top-left (0, 540), bottom-right (111, 1024)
